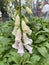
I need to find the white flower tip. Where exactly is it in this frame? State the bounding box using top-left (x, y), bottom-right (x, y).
top-left (29, 39), bottom-right (33, 44)
top-left (12, 31), bottom-right (14, 35)
top-left (24, 45), bottom-right (33, 54)
top-left (29, 51), bottom-right (32, 54)
top-left (12, 30), bottom-right (16, 35)
top-left (23, 33), bottom-right (32, 45)
top-left (12, 44), bottom-right (17, 49)
top-left (29, 48), bottom-right (33, 54)
top-left (29, 30), bottom-right (32, 35)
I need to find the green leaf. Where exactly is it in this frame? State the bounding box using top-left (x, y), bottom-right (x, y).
top-left (8, 51), bottom-right (21, 64)
top-left (0, 36), bottom-right (11, 46)
top-left (35, 23), bottom-right (42, 30)
top-left (39, 54), bottom-right (49, 65)
top-left (22, 53), bottom-right (30, 62)
top-left (42, 41), bottom-right (49, 48)
top-left (30, 54), bottom-right (41, 63)
top-left (0, 62), bottom-right (5, 65)
top-left (35, 35), bottom-right (46, 43)
top-left (43, 27), bottom-right (49, 32)
top-left (37, 47), bottom-right (48, 57)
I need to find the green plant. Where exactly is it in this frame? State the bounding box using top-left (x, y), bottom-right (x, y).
top-left (0, 17), bottom-right (49, 65)
top-left (0, 0), bottom-right (49, 65)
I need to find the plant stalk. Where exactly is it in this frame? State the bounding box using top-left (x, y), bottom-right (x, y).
top-left (19, 0), bottom-right (23, 43)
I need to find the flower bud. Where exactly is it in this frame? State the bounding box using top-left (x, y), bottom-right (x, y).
top-left (15, 15), bottom-right (20, 27)
top-left (26, 7), bottom-right (32, 14)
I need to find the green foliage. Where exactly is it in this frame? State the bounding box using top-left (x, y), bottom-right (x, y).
top-left (37, 47), bottom-right (48, 57)
top-left (0, 17), bottom-right (49, 65)
top-left (27, 17), bottom-right (49, 65)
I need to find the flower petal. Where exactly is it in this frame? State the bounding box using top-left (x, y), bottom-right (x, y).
top-left (12, 26), bottom-right (17, 35)
top-left (23, 33), bottom-right (32, 45)
top-left (15, 29), bottom-right (21, 41)
top-left (12, 41), bottom-right (19, 49)
top-left (15, 15), bottom-right (20, 27)
top-left (22, 20), bottom-right (32, 35)
top-left (18, 42), bottom-right (24, 56)
top-left (24, 45), bottom-right (33, 54)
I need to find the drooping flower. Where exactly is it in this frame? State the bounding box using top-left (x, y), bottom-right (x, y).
top-left (23, 33), bottom-right (33, 54)
top-left (24, 44), bottom-right (33, 54)
top-left (12, 28), bottom-right (33, 56)
top-left (23, 33), bottom-right (32, 45)
top-left (12, 13), bottom-right (33, 56)
top-left (12, 18), bottom-right (32, 35)
top-left (18, 42), bottom-right (24, 56)
top-left (12, 40), bottom-right (24, 56)
top-left (22, 20), bottom-right (32, 35)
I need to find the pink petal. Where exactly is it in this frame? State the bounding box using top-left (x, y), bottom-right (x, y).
top-left (18, 42), bottom-right (24, 56)
top-left (23, 34), bottom-right (32, 45)
top-left (24, 45), bottom-right (33, 54)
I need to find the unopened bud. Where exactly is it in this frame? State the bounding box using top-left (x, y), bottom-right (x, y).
top-left (26, 7), bottom-right (32, 14)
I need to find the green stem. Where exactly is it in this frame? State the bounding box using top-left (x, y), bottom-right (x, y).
top-left (19, 0), bottom-right (23, 43)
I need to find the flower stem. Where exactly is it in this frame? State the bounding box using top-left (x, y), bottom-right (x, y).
top-left (19, 0), bottom-right (23, 43)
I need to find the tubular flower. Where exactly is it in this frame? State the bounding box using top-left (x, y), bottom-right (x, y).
top-left (13, 15), bottom-right (32, 35)
top-left (12, 29), bottom-right (33, 56)
top-left (22, 20), bottom-right (32, 35)
top-left (24, 45), bottom-right (33, 54)
top-left (23, 33), bottom-right (32, 45)
top-left (15, 15), bottom-right (20, 27)
top-left (12, 14), bottom-right (33, 56)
